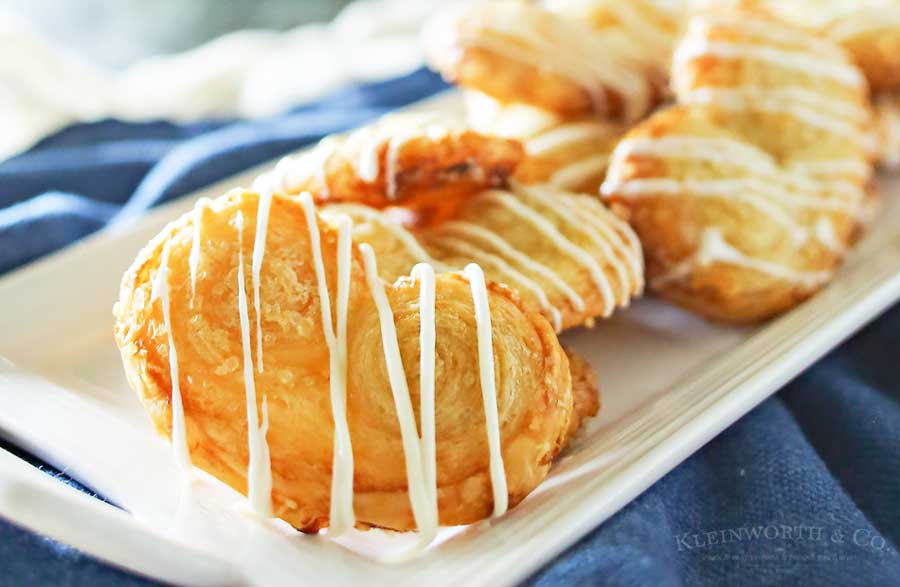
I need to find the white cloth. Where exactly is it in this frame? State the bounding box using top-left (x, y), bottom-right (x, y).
top-left (0, 0), bottom-right (448, 160)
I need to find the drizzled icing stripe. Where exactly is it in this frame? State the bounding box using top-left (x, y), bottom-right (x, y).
top-left (410, 263), bottom-right (439, 545)
top-left (611, 136), bottom-right (786, 176)
top-left (298, 193), bottom-right (356, 535)
top-left (347, 114), bottom-right (453, 199)
top-left (322, 203), bottom-right (450, 271)
top-left (605, 177), bottom-right (862, 216)
top-left (824, 8), bottom-right (900, 40)
top-left (480, 190), bottom-right (617, 316)
top-left (439, 235), bottom-right (563, 332)
top-left (249, 155), bottom-right (297, 373)
top-left (150, 238), bottom-right (192, 475)
top-left (679, 88), bottom-right (868, 144)
top-left (516, 184), bottom-right (632, 304)
top-left (653, 228), bottom-right (833, 289)
top-left (597, 0), bottom-right (674, 57)
top-left (815, 218), bottom-right (845, 254)
top-left (360, 244), bottom-right (437, 544)
top-left (235, 211), bottom-right (273, 517)
top-left (555, 191), bottom-right (645, 293)
top-left (525, 122), bottom-right (618, 155)
top-left (547, 154), bottom-right (609, 190)
top-left (608, 178), bottom-right (806, 239)
top-left (441, 221), bottom-right (586, 312)
top-left (673, 38), bottom-right (864, 87)
top-left (693, 12), bottom-right (847, 57)
top-left (787, 158), bottom-right (872, 180)
top-left (606, 136), bottom-right (867, 203)
top-left (462, 263), bottom-right (508, 517)
top-left (455, 4), bottom-right (651, 120)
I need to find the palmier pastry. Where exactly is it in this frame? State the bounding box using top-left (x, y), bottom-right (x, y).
top-left (465, 90), bottom-right (626, 194)
top-left (601, 9), bottom-right (874, 323)
top-left (264, 112), bottom-right (524, 225)
top-left (423, 0), bottom-right (660, 121)
top-left (114, 188), bottom-right (583, 539)
top-left (727, 0), bottom-right (900, 92)
top-left (273, 120), bottom-right (644, 331)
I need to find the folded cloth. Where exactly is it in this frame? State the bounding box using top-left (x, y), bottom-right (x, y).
top-left (0, 68), bottom-right (897, 587)
top-left (0, 0), bottom-right (441, 160)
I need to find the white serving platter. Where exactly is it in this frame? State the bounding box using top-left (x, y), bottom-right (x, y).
top-left (0, 93), bottom-right (899, 587)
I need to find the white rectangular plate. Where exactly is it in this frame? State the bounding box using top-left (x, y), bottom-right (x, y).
top-left (0, 94), bottom-right (899, 587)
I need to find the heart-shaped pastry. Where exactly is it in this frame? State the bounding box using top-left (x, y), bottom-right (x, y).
top-left (114, 189), bottom-right (579, 537)
top-left (424, 1), bottom-right (661, 121)
top-left (601, 8), bottom-right (874, 323)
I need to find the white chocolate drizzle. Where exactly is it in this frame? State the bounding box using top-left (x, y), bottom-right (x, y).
top-left (787, 158), bottom-right (872, 181)
top-left (235, 211), bottom-right (273, 518)
top-left (606, 136), bottom-right (866, 208)
top-left (547, 154), bottom-right (610, 190)
top-left (555, 189), bottom-right (645, 293)
top-left (410, 263), bottom-right (439, 545)
top-left (360, 244), bottom-right (438, 545)
top-left (515, 183), bottom-right (635, 303)
top-left (653, 228), bottom-right (833, 289)
top-left (441, 221), bottom-right (587, 313)
top-left (152, 133), bottom-right (531, 554)
top-left (692, 11), bottom-right (849, 57)
top-left (439, 235), bottom-right (562, 331)
top-left (825, 6), bottom-right (900, 40)
top-left (298, 193), bottom-right (356, 535)
top-left (815, 218), bottom-right (844, 254)
top-left (343, 113), bottom-right (454, 198)
top-left (448, 1), bottom-right (653, 120)
top-left (249, 155), bottom-right (302, 373)
top-left (740, 0), bottom-right (900, 42)
top-left (590, 0), bottom-right (675, 61)
top-left (673, 27), bottom-right (864, 88)
top-left (462, 263), bottom-right (507, 517)
top-left (463, 92), bottom-right (617, 190)
top-left (480, 190), bottom-right (616, 316)
top-left (602, 133), bottom-right (868, 252)
top-left (150, 238), bottom-right (192, 475)
top-left (525, 121), bottom-right (618, 156)
top-left (679, 87), bottom-right (869, 145)
top-left (322, 203), bottom-right (450, 271)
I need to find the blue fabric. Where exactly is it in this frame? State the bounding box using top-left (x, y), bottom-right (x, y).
top-left (0, 67), bottom-right (897, 587)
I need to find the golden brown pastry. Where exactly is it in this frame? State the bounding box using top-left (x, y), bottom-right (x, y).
top-left (875, 90), bottom-right (900, 169)
top-left (465, 90), bottom-right (627, 194)
top-left (275, 121), bottom-right (644, 332)
top-left (423, 0), bottom-right (660, 121)
top-left (114, 188), bottom-right (581, 537)
top-left (720, 0), bottom-right (900, 92)
top-left (563, 348), bottom-right (601, 441)
top-left (547, 0), bottom-right (686, 89)
top-left (601, 8), bottom-right (874, 323)
top-left (269, 112), bottom-right (524, 225)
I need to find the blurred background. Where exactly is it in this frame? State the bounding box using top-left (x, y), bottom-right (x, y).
top-left (0, 0), bottom-right (447, 158)
top-left (2, 0), bottom-right (353, 68)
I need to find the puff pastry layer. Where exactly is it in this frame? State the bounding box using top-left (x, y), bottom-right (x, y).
top-left (114, 190), bottom-right (579, 533)
top-left (601, 8), bottom-right (874, 323)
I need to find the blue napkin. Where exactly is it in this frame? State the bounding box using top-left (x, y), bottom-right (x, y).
top-left (1, 68), bottom-right (897, 587)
